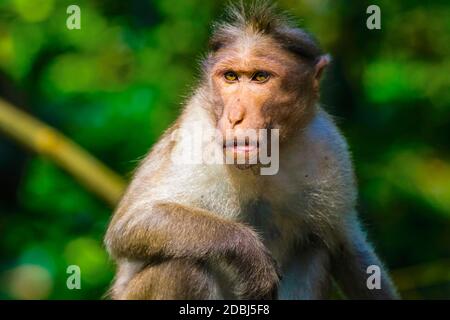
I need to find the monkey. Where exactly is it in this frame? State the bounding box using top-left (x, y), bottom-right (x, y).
top-left (104, 1), bottom-right (399, 300)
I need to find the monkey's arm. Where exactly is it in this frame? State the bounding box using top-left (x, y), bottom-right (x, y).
top-left (330, 215), bottom-right (399, 299)
top-left (105, 201), bottom-right (279, 299)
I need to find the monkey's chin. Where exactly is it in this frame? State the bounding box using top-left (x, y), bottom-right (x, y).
top-left (223, 148), bottom-right (260, 170)
top-left (234, 163), bottom-right (256, 170)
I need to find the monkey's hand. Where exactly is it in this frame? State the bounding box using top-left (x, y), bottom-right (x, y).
top-left (106, 202), bottom-right (280, 299)
top-left (228, 227), bottom-right (281, 300)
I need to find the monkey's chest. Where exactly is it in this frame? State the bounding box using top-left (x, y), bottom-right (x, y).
top-left (243, 200), bottom-right (307, 263)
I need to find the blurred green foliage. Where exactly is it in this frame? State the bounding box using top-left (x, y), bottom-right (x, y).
top-left (0, 0), bottom-right (449, 299)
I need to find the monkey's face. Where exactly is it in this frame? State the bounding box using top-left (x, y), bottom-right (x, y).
top-left (209, 36), bottom-right (317, 166)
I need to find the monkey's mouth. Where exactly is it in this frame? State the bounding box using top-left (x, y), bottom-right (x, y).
top-left (223, 138), bottom-right (259, 154)
top-left (222, 138), bottom-right (260, 169)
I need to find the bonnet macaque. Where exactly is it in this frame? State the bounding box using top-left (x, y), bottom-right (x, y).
top-left (105, 1), bottom-right (398, 300)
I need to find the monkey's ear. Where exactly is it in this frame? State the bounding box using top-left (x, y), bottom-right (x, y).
top-left (313, 54), bottom-right (331, 90)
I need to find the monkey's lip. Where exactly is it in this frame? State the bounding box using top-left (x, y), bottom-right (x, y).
top-left (223, 140), bottom-right (259, 153)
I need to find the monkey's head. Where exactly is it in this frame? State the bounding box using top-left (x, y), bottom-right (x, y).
top-left (202, 1), bottom-right (329, 168)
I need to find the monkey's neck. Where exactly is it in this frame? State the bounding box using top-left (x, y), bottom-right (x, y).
top-left (225, 164), bottom-right (263, 195)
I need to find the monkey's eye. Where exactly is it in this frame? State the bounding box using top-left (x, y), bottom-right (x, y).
top-left (224, 71), bottom-right (238, 82)
top-left (252, 71), bottom-right (270, 83)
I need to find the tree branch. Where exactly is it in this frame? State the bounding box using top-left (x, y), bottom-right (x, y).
top-left (0, 97), bottom-right (125, 207)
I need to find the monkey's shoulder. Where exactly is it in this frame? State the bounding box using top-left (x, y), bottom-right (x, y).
top-left (274, 110), bottom-right (355, 189)
top-left (303, 109), bottom-right (352, 170)
top-left (262, 111), bottom-right (357, 220)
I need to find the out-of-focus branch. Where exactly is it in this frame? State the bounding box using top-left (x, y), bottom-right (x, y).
top-left (0, 97), bottom-right (126, 207)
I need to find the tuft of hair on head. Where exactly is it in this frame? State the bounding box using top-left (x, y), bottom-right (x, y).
top-left (224, 0), bottom-right (288, 34)
top-left (209, 0), bottom-right (324, 64)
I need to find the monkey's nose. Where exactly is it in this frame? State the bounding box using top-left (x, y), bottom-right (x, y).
top-left (227, 108), bottom-right (245, 128)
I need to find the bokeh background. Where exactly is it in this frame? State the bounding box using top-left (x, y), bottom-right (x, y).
top-left (0, 0), bottom-right (449, 299)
